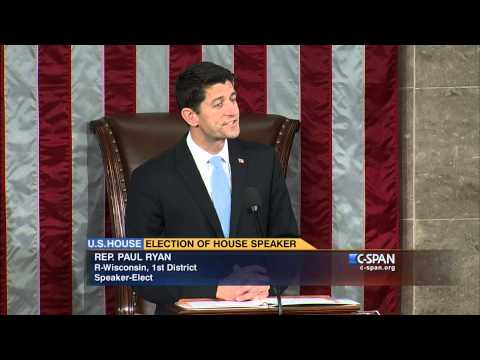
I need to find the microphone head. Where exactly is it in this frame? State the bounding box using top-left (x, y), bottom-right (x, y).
top-left (244, 187), bottom-right (262, 211)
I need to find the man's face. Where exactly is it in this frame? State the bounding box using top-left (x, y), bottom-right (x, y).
top-left (195, 80), bottom-right (240, 141)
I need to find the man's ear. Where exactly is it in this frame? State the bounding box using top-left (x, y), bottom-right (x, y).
top-left (180, 108), bottom-right (199, 127)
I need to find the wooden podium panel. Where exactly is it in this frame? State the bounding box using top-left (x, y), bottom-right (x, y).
top-left (170, 296), bottom-right (377, 315)
top-left (172, 304), bottom-right (362, 315)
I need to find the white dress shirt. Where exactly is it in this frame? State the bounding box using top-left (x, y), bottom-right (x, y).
top-left (186, 132), bottom-right (232, 198)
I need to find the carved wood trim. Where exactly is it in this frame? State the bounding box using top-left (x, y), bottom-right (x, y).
top-left (274, 118), bottom-right (300, 177)
top-left (90, 119), bottom-right (135, 315)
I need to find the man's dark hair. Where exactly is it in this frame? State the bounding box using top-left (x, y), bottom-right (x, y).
top-left (175, 61), bottom-right (235, 113)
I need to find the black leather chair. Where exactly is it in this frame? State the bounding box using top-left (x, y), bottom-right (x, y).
top-left (90, 112), bottom-right (299, 314)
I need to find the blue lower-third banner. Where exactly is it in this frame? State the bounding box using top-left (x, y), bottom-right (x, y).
top-left (87, 246), bottom-right (458, 287)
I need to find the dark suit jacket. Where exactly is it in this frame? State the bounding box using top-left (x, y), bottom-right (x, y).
top-left (125, 135), bottom-right (299, 313)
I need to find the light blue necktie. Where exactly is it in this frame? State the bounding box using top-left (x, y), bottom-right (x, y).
top-left (209, 156), bottom-right (231, 237)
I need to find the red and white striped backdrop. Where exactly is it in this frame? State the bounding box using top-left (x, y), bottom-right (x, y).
top-left (0, 45), bottom-right (400, 314)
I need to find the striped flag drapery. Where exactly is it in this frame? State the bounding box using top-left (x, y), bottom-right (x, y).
top-left (0, 45), bottom-right (400, 314)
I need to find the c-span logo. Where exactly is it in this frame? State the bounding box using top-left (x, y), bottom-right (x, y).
top-left (348, 253), bottom-right (396, 272)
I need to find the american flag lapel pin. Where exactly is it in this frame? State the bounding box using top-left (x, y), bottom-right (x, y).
top-left (238, 158), bottom-right (245, 164)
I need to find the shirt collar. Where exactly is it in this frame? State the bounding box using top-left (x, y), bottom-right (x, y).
top-left (186, 131), bottom-right (230, 165)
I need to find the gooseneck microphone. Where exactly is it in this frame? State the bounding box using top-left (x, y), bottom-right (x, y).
top-left (244, 187), bottom-right (283, 315)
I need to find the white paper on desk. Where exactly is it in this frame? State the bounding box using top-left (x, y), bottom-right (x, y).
top-left (264, 297), bottom-right (360, 306)
top-left (331, 298), bottom-right (361, 305)
top-left (177, 299), bottom-right (267, 309)
top-left (176, 297), bottom-right (359, 310)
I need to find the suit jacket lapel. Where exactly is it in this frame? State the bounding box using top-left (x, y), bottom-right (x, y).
top-left (175, 137), bottom-right (224, 237)
top-left (228, 139), bottom-right (248, 237)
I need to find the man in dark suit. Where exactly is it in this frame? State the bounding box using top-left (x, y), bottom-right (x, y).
top-left (125, 62), bottom-right (298, 314)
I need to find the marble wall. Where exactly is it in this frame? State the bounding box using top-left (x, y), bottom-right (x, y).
top-left (399, 45), bottom-right (480, 314)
